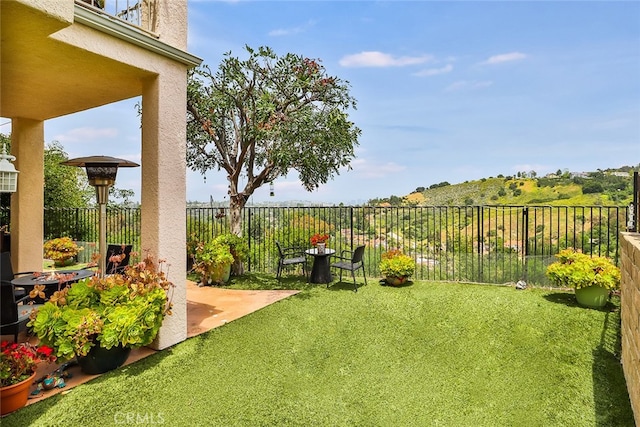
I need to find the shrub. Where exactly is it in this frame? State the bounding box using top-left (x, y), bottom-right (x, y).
top-left (43, 237), bottom-right (83, 264)
top-left (379, 249), bottom-right (415, 279)
top-left (546, 249), bottom-right (620, 290)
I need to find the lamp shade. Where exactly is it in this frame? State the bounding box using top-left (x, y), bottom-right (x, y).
top-left (61, 156), bottom-right (139, 187)
top-left (0, 147), bottom-right (19, 193)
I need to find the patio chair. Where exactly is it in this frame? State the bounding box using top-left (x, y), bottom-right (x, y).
top-left (0, 281), bottom-right (42, 342)
top-left (330, 245), bottom-right (367, 292)
top-left (105, 244), bottom-right (133, 274)
top-left (1, 251), bottom-right (36, 300)
top-left (275, 241), bottom-right (307, 280)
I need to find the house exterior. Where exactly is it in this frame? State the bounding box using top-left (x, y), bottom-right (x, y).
top-left (0, 0), bottom-right (202, 349)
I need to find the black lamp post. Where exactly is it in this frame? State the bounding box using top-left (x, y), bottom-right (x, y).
top-left (61, 156), bottom-right (139, 276)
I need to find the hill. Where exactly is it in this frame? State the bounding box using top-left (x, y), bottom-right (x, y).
top-left (372, 168), bottom-right (637, 207)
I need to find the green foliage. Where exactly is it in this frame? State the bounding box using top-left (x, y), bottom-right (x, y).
top-left (546, 249), bottom-right (620, 290)
top-left (44, 141), bottom-right (93, 208)
top-left (186, 45), bottom-right (361, 233)
top-left (379, 249), bottom-right (416, 278)
top-left (213, 233), bottom-right (249, 264)
top-left (29, 254), bottom-right (172, 360)
top-left (193, 238), bottom-right (234, 285)
top-left (43, 237), bottom-right (83, 264)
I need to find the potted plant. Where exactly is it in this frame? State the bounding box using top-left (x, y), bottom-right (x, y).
top-left (213, 233), bottom-right (249, 276)
top-left (379, 249), bottom-right (416, 286)
top-left (43, 237), bottom-right (83, 267)
top-left (28, 252), bottom-right (174, 374)
top-left (546, 248), bottom-right (620, 308)
top-left (1, 341), bottom-right (56, 415)
top-left (310, 233), bottom-right (330, 254)
top-left (193, 238), bottom-right (234, 286)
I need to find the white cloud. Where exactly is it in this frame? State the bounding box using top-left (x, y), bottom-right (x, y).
top-left (414, 64), bottom-right (453, 77)
top-left (481, 52), bottom-right (527, 65)
top-left (268, 20), bottom-right (315, 37)
top-left (350, 158), bottom-right (407, 178)
top-left (445, 80), bottom-right (493, 92)
top-left (339, 51), bottom-right (432, 68)
top-left (54, 127), bottom-right (118, 143)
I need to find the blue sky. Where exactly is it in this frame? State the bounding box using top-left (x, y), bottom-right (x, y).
top-left (3, 1), bottom-right (639, 205)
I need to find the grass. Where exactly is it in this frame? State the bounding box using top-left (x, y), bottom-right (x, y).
top-left (4, 275), bottom-right (634, 426)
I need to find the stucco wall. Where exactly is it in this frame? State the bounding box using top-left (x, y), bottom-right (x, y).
top-left (620, 232), bottom-right (640, 425)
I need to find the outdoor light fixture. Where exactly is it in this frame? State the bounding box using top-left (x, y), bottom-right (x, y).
top-left (0, 144), bottom-right (19, 193)
top-left (61, 156), bottom-right (139, 276)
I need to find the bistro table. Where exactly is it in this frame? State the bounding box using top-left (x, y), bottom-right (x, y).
top-left (11, 269), bottom-right (96, 301)
top-left (304, 248), bottom-right (336, 284)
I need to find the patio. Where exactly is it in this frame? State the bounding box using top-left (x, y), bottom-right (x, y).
top-left (4, 281), bottom-right (299, 408)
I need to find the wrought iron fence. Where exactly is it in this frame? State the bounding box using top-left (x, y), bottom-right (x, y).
top-left (0, 205), bottom-right (629, 286)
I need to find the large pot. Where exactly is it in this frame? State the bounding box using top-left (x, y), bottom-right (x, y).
top-left (384, 276), bottom-right (408, 286)
top-left (575, 285), bottom-right (610, 308)
top-left (201, 263), bottom-right (232, 286)
top-left (77, 344), bottom-right (131, 375)
top-left (0, 372), bottom-right (36, 415)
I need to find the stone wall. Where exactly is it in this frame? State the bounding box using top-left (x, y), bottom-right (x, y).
top-left (620, 232), bottom-right (640, 425)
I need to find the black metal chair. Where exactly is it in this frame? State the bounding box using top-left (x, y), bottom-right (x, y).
top-left (275, 241), bottom-right (307, 280)
top-left (1, 251), bottom-right (36, 300)
top-left (330, 245), bottom-right (367, 292)
top-left (105, 244), bottom-right (133, 274)
top-left (0, 281), bottom-right (42, 342)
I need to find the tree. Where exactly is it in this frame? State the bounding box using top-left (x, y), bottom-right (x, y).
top-left (44, 141), bottom-right (93, 208)
top-left (186, 46), bottom-right (361, 236)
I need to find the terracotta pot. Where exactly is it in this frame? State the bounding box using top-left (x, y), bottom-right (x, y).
top-left (1, 372), bottom-right (36, 415)
top-left (384, 276), bottom-right (408, 286)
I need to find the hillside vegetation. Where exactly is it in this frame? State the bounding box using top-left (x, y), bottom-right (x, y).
top-left (372, 168), bottom-right (636, 207)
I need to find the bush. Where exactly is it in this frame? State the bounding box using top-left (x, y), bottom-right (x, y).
top-left (43, 237), bottom-right (83, 264)
top-left (379, 249), bottom-right (415, 278)
top-left (546, 249), bottom-right (620, 290)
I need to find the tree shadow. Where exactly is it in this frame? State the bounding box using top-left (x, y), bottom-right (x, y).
top-left (592, 302), bottom-right (634, 426)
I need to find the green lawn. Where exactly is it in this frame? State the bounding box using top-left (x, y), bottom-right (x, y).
top-left (4, 276), bottom-right (634, 426)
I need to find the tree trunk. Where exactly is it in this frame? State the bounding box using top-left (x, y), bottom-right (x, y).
top-left (229, 196), bottom-right (245, 275)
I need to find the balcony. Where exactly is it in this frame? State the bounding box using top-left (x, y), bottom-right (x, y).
top-left (76, 0), bottom-right (157, 34)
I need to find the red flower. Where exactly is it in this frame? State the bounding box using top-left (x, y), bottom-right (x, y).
top-left (0, 341), bottom-right (57, 387)
top-left (310, 233), bottom-right (330, 246)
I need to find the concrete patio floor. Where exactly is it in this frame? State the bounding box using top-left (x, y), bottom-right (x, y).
top-left (13, 281), bottom-right (299, 408)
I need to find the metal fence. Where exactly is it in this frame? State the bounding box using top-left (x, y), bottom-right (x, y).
top-left (0, 205), bottom-right (630, 286)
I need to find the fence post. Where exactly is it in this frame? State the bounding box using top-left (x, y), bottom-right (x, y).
top-left (523, 206), bottom-right (529, 281)
top-left (349, 207), bottom-right (354, 248)
top-left (476, 206), bottom-right (482, 281)
top-left (630, 171), bottom-right (639, 232)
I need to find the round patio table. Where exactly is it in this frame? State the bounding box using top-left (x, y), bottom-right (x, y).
top-left (304, 248), bottom-right (336, 284)
top-left (11, 269), bottom-right (96, 301)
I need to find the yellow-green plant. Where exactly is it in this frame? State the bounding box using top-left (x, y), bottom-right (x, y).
top-left (29, 253), bottom-right (173, 361)
top-left (379, 249), bottom-right (415, 279)
top-left (193, 238), bottom-right (234, 285)
top-left (43, 237), bottom-right (83, 264)
top-left (546, 249), bottom-right (620, 290)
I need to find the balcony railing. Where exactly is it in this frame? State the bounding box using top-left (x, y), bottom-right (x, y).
top-left (76, 0), bottom-right (156, 33)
